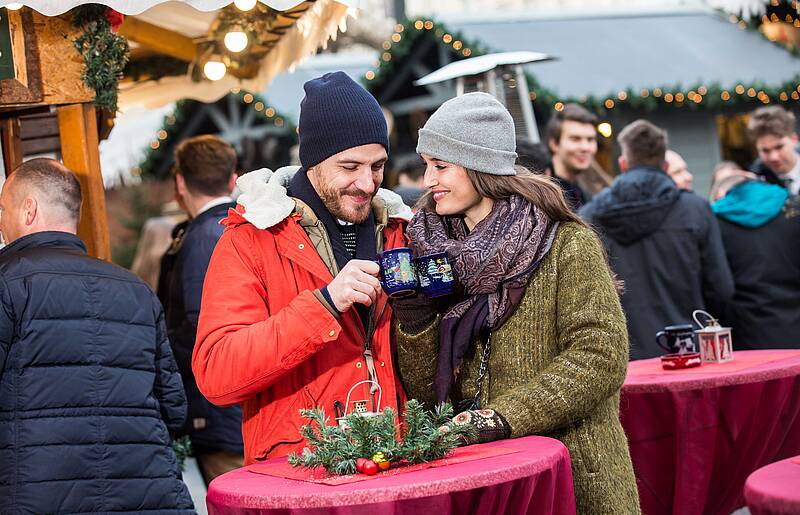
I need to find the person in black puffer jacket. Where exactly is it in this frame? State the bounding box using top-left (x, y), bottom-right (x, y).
top-left (580, 120), bottom-right (734, 360)
top-left (157, 135), bottom-right (243, 485)
top-left (0, 159), bottom-right (194, 514)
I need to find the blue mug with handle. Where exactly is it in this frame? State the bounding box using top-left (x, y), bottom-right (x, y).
top-left (376, 247), bottom-right (418, 298)
top-left (414, 252), bottom-right (456, 298)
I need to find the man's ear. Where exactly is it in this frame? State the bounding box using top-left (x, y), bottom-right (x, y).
top-left (618, 156), bottom-right (629, 173)
top-left (547, 137), bottom-right (559, 156)
top-left (23, 196), bottom-right (38, 226)
top-left (228, 173), bottom-right (237, 194)
top-left (175, 174), bottom-right (189, 198)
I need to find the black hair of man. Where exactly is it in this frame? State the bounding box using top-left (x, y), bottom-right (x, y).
top-left (516, 139), bottom-right (552, 174)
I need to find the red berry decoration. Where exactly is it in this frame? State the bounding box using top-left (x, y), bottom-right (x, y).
top-left (355, 458), bottom-right (368, 473)
top-left (361, 460), bottom-right (378, 476)
top-left (378, 460), bottom-right (390, 471)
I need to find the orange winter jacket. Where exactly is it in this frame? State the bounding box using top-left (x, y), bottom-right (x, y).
top-left (193, 167), bottom-right (411, 464)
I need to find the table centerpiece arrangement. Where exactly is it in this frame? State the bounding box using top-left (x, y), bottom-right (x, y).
top-left (288, 399), bottom-right (474, 476)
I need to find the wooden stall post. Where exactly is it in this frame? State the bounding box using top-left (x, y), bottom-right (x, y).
top-left (57, 102), bottom-right (110, 260)
top-left (0, 117), bottom-right (22, 176)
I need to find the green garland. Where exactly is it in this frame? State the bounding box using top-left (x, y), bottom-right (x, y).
top-left (287, 400), bottom-right (473, 476)
top-left (365, 16), bottom-right (800, 114)
top-left (137, 90), bottom-right (296, 179)
top-left (72, 5), bottom-right (129, 113)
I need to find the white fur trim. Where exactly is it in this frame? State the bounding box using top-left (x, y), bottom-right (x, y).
top-left (236, 165), bottom-right (414, 229)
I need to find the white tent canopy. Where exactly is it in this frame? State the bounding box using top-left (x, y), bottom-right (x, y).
top-left (0, 0), bottom-right (360, 15)
top-left (1, 0), bottom-right (361, 110)
top-left (118, 0), bottom-right (360, 109)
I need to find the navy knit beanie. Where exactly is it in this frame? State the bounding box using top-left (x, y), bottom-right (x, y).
top-left (298, 71), bottom-right (389, 169)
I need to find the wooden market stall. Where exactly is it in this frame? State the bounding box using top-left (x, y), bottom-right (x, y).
top-left (0, 7), bottom-right (109, 258)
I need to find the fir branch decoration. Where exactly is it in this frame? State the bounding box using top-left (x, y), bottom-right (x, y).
top-left (288, 400), bottom-right (474, 475)
top-left (172, 435), bottom-right (192, 471)
top-left (72, 5), bottom-right (130, 113)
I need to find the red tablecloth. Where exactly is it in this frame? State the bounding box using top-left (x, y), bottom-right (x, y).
top-left (206, 436), bottom-right (576, 515)
top-left (744, 455), bottom-right (800, 515)
top-left (621, 349), bottom-right (800, 515)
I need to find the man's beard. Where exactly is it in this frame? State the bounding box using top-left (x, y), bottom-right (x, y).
top-left (317, 184), bottom-right (375, 224)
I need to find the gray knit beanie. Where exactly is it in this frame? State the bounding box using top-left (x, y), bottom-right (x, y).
top-left (416, 92), bottom-right (517, 176)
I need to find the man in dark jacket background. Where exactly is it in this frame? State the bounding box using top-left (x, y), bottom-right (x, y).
top-left (0, 159), bottom-right (193, 513)
top-left (158, 135), bottom-right (243, 485)
top-left (580, 120), bottom-right (734, 360)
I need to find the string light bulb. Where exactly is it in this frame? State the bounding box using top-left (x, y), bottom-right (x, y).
top-left (224, 30), bottom-right (248, 53)
top-left (597, 122), bottom-right (613, 138)
top-left (203, 58), bottom-right (227, 81)
top-left (233, 0), bottom-right (257, 11)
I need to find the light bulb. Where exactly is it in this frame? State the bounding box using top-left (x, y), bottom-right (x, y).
top-left (224, 31), bottom-right (248, 53)
top-left (233, 0), bottom-right (257, 11)
top-left (597, 122), bottom-right (613, 138)
top-left (203, 59), bottom-right (227, 81)
top-left (5, 3), bottom-right (23, 9)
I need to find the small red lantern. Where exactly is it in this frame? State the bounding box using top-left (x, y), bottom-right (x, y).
top-left (693, 310), bottom-right (733, 364)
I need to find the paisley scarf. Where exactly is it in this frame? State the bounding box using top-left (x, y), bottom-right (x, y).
top-left (406, 195), bottom-right (558, 403)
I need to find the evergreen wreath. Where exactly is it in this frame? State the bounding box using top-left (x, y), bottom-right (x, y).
top-left (288, 400), bottom-right (474, 476)
top-left (72, 5), bottom-right (130, 113)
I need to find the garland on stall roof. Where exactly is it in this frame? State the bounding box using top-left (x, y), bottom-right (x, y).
top-left (72, 5), bottom-right (129, 113)
top-left (137, 90), bottom-right (296, 180)
top-left (365, 16), bottom-right (800, 115)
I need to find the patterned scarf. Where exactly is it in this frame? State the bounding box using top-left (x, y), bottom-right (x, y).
top-left (406, 195), bottom-right (558, 403)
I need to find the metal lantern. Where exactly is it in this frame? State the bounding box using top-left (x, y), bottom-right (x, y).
top-left (336, 380), bottom-right (383, 429)
top-left (693, 310), bottom-right (733, 364)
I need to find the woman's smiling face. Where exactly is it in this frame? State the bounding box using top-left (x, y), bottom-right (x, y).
top-left (420, 154), bottom-right (483, 217)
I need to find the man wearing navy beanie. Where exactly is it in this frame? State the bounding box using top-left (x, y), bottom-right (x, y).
top-left (194, 71), bottom-right (413, 463)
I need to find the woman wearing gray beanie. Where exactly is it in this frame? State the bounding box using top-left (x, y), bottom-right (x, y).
top-left (394, 93), bottom-right (640, 514)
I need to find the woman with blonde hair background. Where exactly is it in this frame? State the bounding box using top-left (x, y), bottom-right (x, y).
top-left (393, 93), bottom-right (640, 514)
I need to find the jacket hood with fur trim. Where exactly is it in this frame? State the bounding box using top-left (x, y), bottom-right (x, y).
top-left (232, 166), bottom-right (414, 230)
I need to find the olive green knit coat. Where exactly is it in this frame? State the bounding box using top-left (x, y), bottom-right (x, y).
top-left (397, 222), bottom-right (641, 515)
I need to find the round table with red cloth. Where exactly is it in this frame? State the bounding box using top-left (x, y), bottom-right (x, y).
top-left (206, 436), bottom-right (576, 515)
top-left (621, 349), bottom-right (800, 515)
top-left (744, 455), bottom-right (800, 515)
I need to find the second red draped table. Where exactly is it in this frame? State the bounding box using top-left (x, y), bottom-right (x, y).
top-left (621, 349), bottom-right (800, 515)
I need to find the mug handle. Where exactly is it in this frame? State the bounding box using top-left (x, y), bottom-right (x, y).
top-left (655, 331), bottom-right (672, 353)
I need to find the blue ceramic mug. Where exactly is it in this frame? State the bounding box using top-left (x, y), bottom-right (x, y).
top-left (414, 252), bottom-right (456, 298)
top-left (376, 247), bottom-right (418, 298)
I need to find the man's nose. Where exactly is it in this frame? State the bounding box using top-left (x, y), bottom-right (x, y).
top-left (353, 168), bottom-right (376, 193)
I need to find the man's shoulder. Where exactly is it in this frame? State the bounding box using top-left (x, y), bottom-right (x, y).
top-left (673, 190), bottom-right (713, 215)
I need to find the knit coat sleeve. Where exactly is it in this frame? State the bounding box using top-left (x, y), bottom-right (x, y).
top-left (487, 226), bottom-right (629, 437)
top-left (395, 316), bottom-right (441, 409)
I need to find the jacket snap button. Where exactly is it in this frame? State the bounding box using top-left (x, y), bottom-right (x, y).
top-left (380, 361), bottom-right (385, 367)
top-left (328, 330), bottom-right (335, 337)
top-left (298, 244), bottom-right (305, 249)
top-left (356, 362), bottom-right (362, 368)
